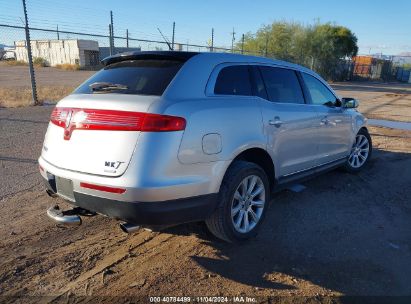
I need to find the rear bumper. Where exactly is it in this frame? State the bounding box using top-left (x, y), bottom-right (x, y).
top-left (72, 192), bottom-right (218, 225)
top-left (43, 178), bottom-right (218, 225)
top-left (39, 156), bottom-right (227, 202)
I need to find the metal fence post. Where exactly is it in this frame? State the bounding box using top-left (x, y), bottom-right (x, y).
top-left (21, 0), bottom-right (38, 105)
top-left (171, 22), bottom-right (175, 51)
top-left (110, 11), bottom-right (114, 53)
top-left (241, 33), bottom-right (244, 54)
top-left (109, 24), bottom-right (113, 55)
top-left (211, 28), bottom-right (214, 52)
top-left (126, 29), bottom-right (129, 48)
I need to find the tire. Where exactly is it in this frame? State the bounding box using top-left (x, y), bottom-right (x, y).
top-left (205, 161), bottom-right (270, 243)
top-left (344, 128), bottom-right (372, 173)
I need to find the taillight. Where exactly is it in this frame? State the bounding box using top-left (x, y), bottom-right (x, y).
top-left (50, 107), bottom-right (186, 140)
top-left (80, 182), bottom-right (126, 194)
top-left (142, 113), bottom-right (186, 132)
top-left (50, 107), bottom-right (67, 128)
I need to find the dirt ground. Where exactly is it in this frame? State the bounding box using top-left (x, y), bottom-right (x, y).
top-left (0, 63), bottom-right (94, 107)
top-left (332, 82), bottom-right (411, 122)
top-left (0, 62), bottom-right (95, 88)
top-left (0, 81), bottom-right (411, 303)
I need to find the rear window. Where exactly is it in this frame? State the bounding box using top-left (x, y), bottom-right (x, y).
top-left (214, 65), bottom-right (252, 96)
top-left (74, 59), bottom-right (184, 96)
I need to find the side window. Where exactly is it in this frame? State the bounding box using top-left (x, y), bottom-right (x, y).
top-left (214, 65), bottom-right (252, 96)
top-left (301, 73), bottom-right (337, 106)
top-left (259, 66), bottom-right (305, 104)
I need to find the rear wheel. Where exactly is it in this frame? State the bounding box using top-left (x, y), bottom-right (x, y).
top-left (344, 128), bottom-right (372, 173)
top-left (205, 161), bottom-right (270, 243)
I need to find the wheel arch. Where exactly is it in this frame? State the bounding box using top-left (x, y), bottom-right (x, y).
top-left (219, 147), bottom-right (276, 192)
top-left (360, 126), bottom-right (369, 133)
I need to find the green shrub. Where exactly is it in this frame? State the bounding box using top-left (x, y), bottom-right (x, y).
top-left (33, 57), bottom-right (47, 67)
top-left (55, 63), bottom-right (81, 71)
top-left (5, 60), bottom-right (28, 66)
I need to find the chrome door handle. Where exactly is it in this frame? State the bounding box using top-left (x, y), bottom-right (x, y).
top-left (269, 116), bottom-right (283, 127)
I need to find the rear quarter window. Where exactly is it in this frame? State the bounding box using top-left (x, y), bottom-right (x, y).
top-left (259, 66), bottom-right (305, 104)
top-left (214, 65), bottom-right (252, 96)
top-left (74, 59), bottom-right (184, 96)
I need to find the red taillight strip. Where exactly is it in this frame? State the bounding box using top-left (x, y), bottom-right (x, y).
top-left (50, 107), bottom-right (186, 140)
top-left (142, 113), bottom-right (186, 132)
top-left (80, 182), bottom-right (126, 194)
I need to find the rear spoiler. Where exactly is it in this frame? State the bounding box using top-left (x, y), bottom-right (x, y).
top-left (101, 51), bottom-right (199, 66)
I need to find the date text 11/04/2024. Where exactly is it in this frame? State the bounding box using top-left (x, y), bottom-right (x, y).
top-left (149, 296), bottom-right (257, 303)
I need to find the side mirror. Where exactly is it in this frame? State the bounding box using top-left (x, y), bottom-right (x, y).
top-left (341, 97), bottom-right (359, 109)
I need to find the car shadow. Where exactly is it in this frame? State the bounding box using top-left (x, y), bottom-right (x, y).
top-left (162, 148), bottom-right (411, 295)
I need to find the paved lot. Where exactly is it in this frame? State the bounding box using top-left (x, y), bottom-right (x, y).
top-left (0, 63), bottom-right (95, 88)
top-left (0, 83), bottom-right (411, 301)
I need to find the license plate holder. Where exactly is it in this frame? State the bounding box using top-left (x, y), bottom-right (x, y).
top-left (55, 176), bottom-right (75, 202)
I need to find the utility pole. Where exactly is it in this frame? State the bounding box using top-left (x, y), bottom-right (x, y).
top-left (211, 28), bottom-right (215, 52)
top-left (126, 29), bottom-right (129, 48)
top-left (241, 33), bottom-right (244, 54)
top-left (171, 22), bottom-right (175, 51)
top-left (264, 33), bottom-right (269, 57)
top-left (22, 0), bottom-right (38, 105)
top-left (231, 28), bottom-right (236, 53)
top-left (110, 11), bottom-right (114, 52)
top-left (56, 24), bottom-right (59, 40)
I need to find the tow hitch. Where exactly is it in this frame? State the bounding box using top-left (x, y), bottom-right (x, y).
top-left (47, 205), bottom-right (95, 226)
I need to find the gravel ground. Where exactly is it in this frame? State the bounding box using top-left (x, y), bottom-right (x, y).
top-left (0, 83), bottom-right (411, 303)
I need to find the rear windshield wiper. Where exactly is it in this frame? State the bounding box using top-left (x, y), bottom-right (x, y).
top-left (89, 82), bottom-right (129, 92)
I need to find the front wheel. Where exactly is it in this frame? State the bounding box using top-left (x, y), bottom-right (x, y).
top-left (205, 161), bottom-right (270, 243)
top-left (344, 128), bottom-right (372, 173)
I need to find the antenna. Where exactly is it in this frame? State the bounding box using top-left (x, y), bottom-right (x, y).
top-left (157, 27), bottom-right (172, 50)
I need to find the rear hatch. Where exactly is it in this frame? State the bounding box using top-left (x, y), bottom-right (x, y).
top-left (41, 56), bottom-right (188, 177)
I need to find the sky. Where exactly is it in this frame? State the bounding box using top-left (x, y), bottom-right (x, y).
top-left (1, 0), bottom-right (411, 55)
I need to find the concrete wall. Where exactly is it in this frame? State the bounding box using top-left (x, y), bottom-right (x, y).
top-left (15, 39), bottom-right (98, 67)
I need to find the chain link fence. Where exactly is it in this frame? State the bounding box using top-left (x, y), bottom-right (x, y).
top-left (1, 23), bottom-right (411, 107)
top-left (0, 23), bottom-right (260, 106)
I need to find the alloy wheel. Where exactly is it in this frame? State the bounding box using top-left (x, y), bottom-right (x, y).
top-left (231, 175), bottom-right (266, 233)
top-left (349, 134), bottom-right (370, 168)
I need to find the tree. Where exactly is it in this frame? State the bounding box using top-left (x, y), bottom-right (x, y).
top-left (238, 21), bottom-right (358, 79)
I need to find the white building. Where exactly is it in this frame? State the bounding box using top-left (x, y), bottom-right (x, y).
top-left (15, 39), bottom-right (99, 67)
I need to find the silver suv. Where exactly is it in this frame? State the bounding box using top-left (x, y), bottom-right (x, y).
top-left (40, 51), bottom-right (372, 242)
